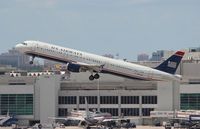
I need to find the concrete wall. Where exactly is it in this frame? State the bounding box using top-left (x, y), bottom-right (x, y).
top-left (180, 84), bottom-right (200, 93)
top-left (182, 63), bottom-right (200, 79)
top-left (157, 81), bottom-right (180, 111)
top-left (37, 75), bottom-right (60, 124)
top-left (34, 77), bottom-right (40, 121)
top-left (172, 81), bottom-right (180, 111)
top-left (0, 85), bottom-right (33, 94)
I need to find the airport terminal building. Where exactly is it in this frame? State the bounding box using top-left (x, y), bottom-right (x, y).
top-left (0, 56), bottom-right (200, 125)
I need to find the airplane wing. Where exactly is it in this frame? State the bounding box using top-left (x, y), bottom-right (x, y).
top-left (48, 116), bottom-right (85, 121)
top-left (102, 117), bottom-right (135, 122)
top-left (102, 118), bottom-right (122, 122)
top-left (74, 62), bottom-right (105, 72)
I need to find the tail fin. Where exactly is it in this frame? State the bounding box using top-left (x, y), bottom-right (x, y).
top-left (85, 97), bottom-right (89, 118)
top-left (155, 51), bottom-right (185, 74)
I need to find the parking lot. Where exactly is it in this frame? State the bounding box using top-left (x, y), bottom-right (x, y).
top-left (0, 126), bottom-right (165, 129)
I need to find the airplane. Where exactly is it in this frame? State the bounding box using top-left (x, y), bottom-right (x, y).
top-left (49, 97), bottom-right (111, 128)
top-left (0, 112), bottom-right (18, 127)
top-left (50, 110), bottom-right (134, 128)
top-left (48, 98), bottom-right (132, 128)
top-left (65, 110), bottom-right (112, 126)
top-left (15, 40), bottom-right (185, 81)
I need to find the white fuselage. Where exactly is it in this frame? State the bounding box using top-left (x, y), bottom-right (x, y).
top-left (15, 41), bottom-right (178, 81)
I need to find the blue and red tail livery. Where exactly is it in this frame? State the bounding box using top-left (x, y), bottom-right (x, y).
top-left (175, 51), bottom-right (185, 57)
top-left (155, 51), bottom-right (185, 74)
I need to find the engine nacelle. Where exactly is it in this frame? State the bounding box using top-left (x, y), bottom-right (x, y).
top-left (67, 63), bottom-right (81, 72)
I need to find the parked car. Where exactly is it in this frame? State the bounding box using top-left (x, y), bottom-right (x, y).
top-left (122, 122), bottom-right (136, 129)
top-left (164, 122), bottom-right (171, 129)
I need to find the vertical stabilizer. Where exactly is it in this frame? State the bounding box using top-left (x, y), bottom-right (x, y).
top-left (85, 97), bottom-right (89, 118)
top-left (155, 51), bottom-right (185, 74)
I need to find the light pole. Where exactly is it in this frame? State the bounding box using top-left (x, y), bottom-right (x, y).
top-left (97, 79), bottom-right (100, 112)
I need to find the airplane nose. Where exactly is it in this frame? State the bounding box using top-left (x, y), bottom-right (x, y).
top-left (15, 43), bottom-right (24, 52)
top-left (15, 44), bottom-right (21, 48)
top-left (15, 44), bottom-right (22, 49)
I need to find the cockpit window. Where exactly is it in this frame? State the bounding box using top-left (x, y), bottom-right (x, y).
top-left (22, 43), bottom-right (27, 45)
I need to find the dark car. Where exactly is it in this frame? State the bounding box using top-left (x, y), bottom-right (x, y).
top-left (190, 123), bottom-right (200, 129)
top-left (165, 122), bottom-right (171, 129)
top-left (180, 121), bottom-right (190, 128)
top-left (153, 120), bottom-right (161, 126)
top-left (122, 122), bottom-right (136, 129)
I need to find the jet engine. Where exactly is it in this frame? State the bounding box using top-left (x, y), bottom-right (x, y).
top-left (67, 63), bottom-right (82, 72)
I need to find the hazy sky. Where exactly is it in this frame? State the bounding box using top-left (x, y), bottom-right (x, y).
top-left (0, 0), bottom-right (200, 60)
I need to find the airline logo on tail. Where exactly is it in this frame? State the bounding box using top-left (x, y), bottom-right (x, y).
top-left (167, 61), bottom-right (177, 68)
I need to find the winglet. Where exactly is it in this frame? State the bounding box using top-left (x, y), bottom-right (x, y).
top-left (155, 51), bottom-right (185, 74)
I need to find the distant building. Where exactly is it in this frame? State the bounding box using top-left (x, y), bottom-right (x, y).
top-left (150, 50), bottom-right (164, 61)
top-left (157, 48), bottom-right (200, 61)
top-left (0, 48), bottom-right (29, 68)
top-left (189, 47), bottom-right (200, 52)
top-left (103, 54), bottom-right (114, 58)
top-left (137, 53), bottom-right (149, 61)
top-left (0, 65), bottom-right (16, 75)
top-left (150, 50), bottom-right (175, 61)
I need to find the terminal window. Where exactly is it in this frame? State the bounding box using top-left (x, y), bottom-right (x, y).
top-left (181, 93), bottom-right (200, 110)
top-left (142, 108), bottom-right (154, 116)
top-left (121, 108), bottom-right (139, 116)
top-left (58, 108), bottom-right (68, 117)
top-left (0, 94), bottom-right (33, 115)
top-left (58, 96), bottom-right (76, 104)
top-left (100, 96), bottom-right (118, 104)
top-left (79, 96), bottom-right (97, 104)
top-left (121, 96), bottom-right (139, 104)
top-left (142, 96), bottom-right (157, 104)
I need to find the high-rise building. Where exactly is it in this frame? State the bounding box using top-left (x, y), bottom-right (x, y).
top-left (189, 47), bottom-right (200, 52)
top-left (0, 48), bottom-right (30, 68)
top-left (150, 50), bottom-right (164, 61)
top-left (150, 50), bottom-right (175, 61)
top-left (137, 53), bottom-right (149, 61)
